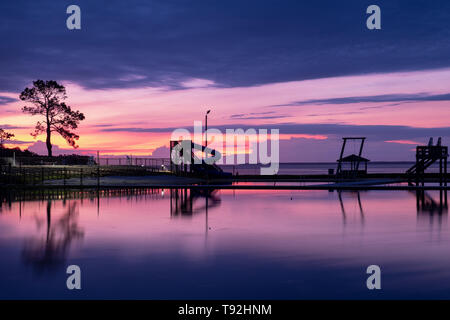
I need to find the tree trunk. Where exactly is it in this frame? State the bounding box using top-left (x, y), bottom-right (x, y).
top-left (46, 113), bottom-right (52, 157)
top-left (46, 133), bottom-right (52, 157)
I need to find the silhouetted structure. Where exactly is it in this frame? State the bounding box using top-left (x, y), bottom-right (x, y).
top-left (407, 137), bottom-right (448, 187)
top-left (336, 137), bottom-right (369, 178)
top-left (169, 139), bottom-right (230, 177)
top-left (338, 154), bottom-right (370, 175)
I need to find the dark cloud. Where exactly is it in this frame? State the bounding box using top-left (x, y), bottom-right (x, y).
top-left (0, 96), bottom-right (17, 105)
top-left (230, 111), bottom-right (290, 120)
top-left (272, 93), bottom-right (450, 107)
top-left (232, 115), bottom-right (290, 120)
top-left (89, 124), bottom-right (116, 128)
top-left (2, 139), bottom-right (32, 145)
top-left (101, 122), bottom-right (450, 143)
top-left (0, 124), bottom-right (26, 129)
top-left (1, 0), bottom-right (450, 91)
top-left (3, 139), bottom-right (33, 145)
top-left (231, 111), bottom-right (274, 118)
top-left (306, 111), bottom-right (363, 117)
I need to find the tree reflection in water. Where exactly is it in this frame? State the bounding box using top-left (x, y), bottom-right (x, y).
top-left (22, 200), bottom-right (84, 274)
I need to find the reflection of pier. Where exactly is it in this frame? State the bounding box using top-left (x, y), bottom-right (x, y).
top-left (170, 188), bottom-right (221, 217)
top-left (0, 188), bottom-right (167, 219)
top-left (0, 188), bottom-right (165, 206)
top-left (415, 190), bottom-right (448, 227)
top-left (337, 191), bottom-right (365, 225)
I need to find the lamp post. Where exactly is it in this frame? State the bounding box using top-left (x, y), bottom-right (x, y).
top-left (205, 109), bottom-right (211, 148)
top-left (205, 109), bottom-right (211, 183)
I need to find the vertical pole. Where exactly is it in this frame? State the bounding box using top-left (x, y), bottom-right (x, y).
top-left (415, 147), bottom-right (419, 186)
top-left (97, 166), bottom-right (100, 187)
top-left (97, 150), bottom-right (100, 165)
top-left (169, 142), bottom-right (172, 173)
top-left (358, 138), bottom-right (365, 157)
top-left (205, 113), bottom-right (208, 182)
top-left (205, 114), bottom-right (208, 148)
top-left (356, 138), bottom-right (365, 171)
top-left (337, 138), bottom-right (347, 175)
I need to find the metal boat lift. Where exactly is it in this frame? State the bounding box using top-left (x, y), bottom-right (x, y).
top-left (336, 137), bottom-right (367, 178)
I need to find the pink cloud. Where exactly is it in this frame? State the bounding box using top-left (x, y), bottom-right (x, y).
top-left (385, 140), bottom-right (422, 145)
top-left (2, 68), bottom-right (450, 161)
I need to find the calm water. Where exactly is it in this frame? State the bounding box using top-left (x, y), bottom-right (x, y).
top-left (0, 188), bottom-right (449, 299)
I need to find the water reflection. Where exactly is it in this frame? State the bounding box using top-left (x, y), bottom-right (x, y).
top-left (0, 187), bottom-right (450, 299)
top-left (337, 191), bottom-right (365, 226)
top-left (415, 190), bottom-right (448, 228)
top-left (170, 188), bottom-right (221, 217)
top-left (22, 200), bottom-right (84, 274)
top-left (335, 189), bottom-right (448, 228)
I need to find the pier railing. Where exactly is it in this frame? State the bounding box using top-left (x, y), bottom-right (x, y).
top-left (97, 157), bottom-right (171, 170)
top-left (0, 161), bottom-right (172, 187)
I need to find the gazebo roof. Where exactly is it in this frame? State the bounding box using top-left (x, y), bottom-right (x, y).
top-left (338, 154), bottom-right (370, 162)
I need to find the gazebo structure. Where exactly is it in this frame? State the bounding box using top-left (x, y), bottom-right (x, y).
top-left (337, 154), bottom-right (370, 176)
top-left (336, 137), bottom-right (370, 178)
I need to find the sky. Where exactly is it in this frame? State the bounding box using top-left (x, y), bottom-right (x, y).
top-left (0, 0), bottom-right (449, 161)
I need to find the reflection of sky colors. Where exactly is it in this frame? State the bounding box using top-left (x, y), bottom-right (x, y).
top-left (0, 189), bottom-right (449, 299)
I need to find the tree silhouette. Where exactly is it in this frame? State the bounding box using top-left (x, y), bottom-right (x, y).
top-left (0, 128), bottom-right (14, 148)
top-left (20, 80), bottom-right (85, 157)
